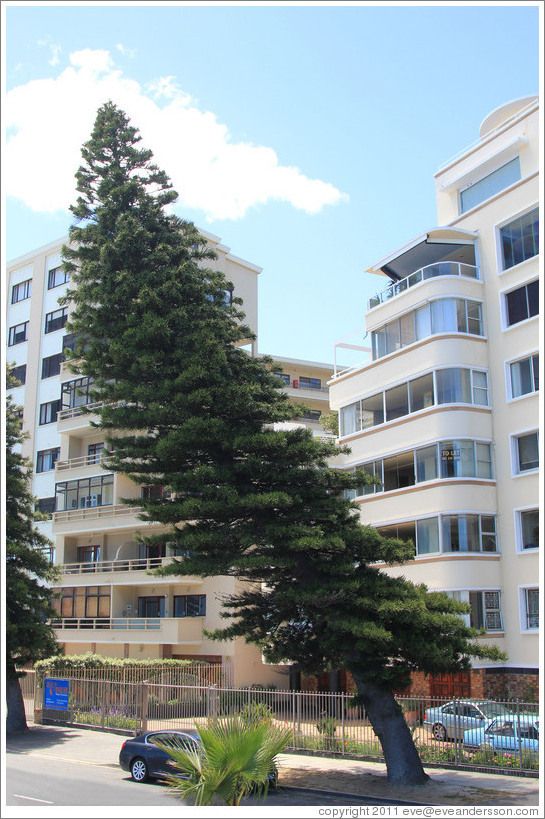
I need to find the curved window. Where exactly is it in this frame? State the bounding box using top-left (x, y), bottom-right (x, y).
top-left (377, 513), bottom-right (497, 557)
top-left (345, 439), bottom-right (493, 498)
top-left (371, 298), bottom-right (483, 360)
top-left (339, 368), bottom-right (488, 437)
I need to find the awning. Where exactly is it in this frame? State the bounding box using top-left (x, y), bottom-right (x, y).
top-left (366, 227), bottom-right (478, 282)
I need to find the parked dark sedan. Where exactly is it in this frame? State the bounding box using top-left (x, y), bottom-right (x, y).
top-left (119, 729), bottom-right (278, 788)
top-left (119, 730), bottom-right (201, 782)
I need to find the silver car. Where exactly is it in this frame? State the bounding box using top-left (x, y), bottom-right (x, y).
top-left (423, 700), bottom-right (513, 741)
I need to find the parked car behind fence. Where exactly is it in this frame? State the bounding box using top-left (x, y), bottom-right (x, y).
top-left (423, 700), bottom-right (515, 741)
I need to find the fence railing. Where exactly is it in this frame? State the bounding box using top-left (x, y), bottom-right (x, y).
top-left (52, 504), bottom-right (143, 523)
top-left (368, 262), bottom-right (480, 309)
top-left (36, 676), bottom-right (539, 775)
top-left (60, 556), bottom-right (171, 575)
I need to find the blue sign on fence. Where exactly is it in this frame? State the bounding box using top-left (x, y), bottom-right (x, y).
top-left (44, 678), bottom-right (70, 710)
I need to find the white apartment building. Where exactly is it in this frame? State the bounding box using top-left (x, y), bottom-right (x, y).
top-left (330, 96), bottom-right (540, 700)
top-left (6, 229), bottom-right (295, 687)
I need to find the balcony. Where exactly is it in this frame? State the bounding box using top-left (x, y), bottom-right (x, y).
top-left (51, 503), bottom-right (155, 536)
top-left (56, 402), bottom-right (103, 436)
top-left (52, 616), bottom-right (205, 644)
top-left (55, 453), bottom-right (106, 474)
top-left (368, 262), bottom-right (479, 309)
top-left (61, 556), bottom-right (168, 574)
top-left (58, 556), bottom-right (203, 585)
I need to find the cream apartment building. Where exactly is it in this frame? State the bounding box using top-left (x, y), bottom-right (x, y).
top-left (330, 96), bottom-right (540, 699)
top-left (6, 229), bottom-right (300, 688)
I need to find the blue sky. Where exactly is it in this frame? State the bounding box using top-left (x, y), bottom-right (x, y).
top-left (3, 2), bottom-right (541, 364)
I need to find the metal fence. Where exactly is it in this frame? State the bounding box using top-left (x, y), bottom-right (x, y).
top-left (37, 676), bottom-right (539, 775)
top-left (35, 661), bottom-right (232, 688)
top-left (19, 669), bottom-right (36, 722)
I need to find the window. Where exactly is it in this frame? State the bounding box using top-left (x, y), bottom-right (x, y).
top-left (339, 368), bottom-right (489, 437)
top-left (471, 370), bottom-right (489, 405)
top-left (276, 373), bottom-right (290, 385)
top-left (61, 377), bottom-right (94, 409)
top-left (505, 281), bottom-right (539, 326)
top-left (519, 510), bottom-right (539, 550)
top-left (138, 596), bottom-right (165, 617)
top-left (408, 373), bottom-right (434, 412)
top-left (174, 595), bottom-right (206, 617)
top-left (442, 514), bottom-right (497, 553)
top-left (35, 497), bottom-right (56, 519)
top-left (141, 484), bottom-right (168, 500)
top-left (11, 278), bottom-right (32, 303)
top-left (371, 298), bottom-right (483, 360)
top-left (299, 376), bottom-right (322, 390)
top-left (139, 543), bottom-right (166, 562)
top-left (11, 364), bottom-right (26, 386)
top-left (59, 586), bottom-right (110, 619)
top-left (469, 591), bottom-right (503, 631)
top-left (347, 440), bottom-right (492, 499)
top-left (77, 545), bottom-right (100, 564)
top-left (48, 266), bottom-right (70, 289)
top-left (460, 157), bottom-right (520, 214)
top-left (500, 208), bottom-right (539, 270)
top-left (385, 383), bottom-right (409, 422)
top-left (436, 368), bottom-right (472, 404)
top-left (45, 307), bottom-right (68, 334)
top-left (36, 448), bottom-right (60, 473)
top-left (377, 514), bottom-right (496, 557)
top-left (523, 589), bottom-right (539, 630)
top-left (39, 399), bottom-right (61, 425)
top-left (510, 354), bottom-right (539, 398)
top-left (55, 474), bottom-right (114, 511)
top-left (88, 442), bottom-right (105, 464)
top-left (41, 353), bottom-right (63, 379)
top-left (382, 451), bottom-right (415, 491)
top-left (514, 432), bottom-right (539, 473)
top-left (8, 322), bottom-right (29, 346)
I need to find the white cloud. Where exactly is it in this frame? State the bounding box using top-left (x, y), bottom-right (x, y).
top-left (5, 49), bottom-right (347, 221)
top-left (146, 76), bottom-right (189, 102)
top-left (37, 37), bottom-right (62, 66)
top-left (116, 43), bottom-right (136, 59)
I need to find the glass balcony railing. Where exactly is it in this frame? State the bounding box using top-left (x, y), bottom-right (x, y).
top-left (368, 262), bottom-right (479, 309)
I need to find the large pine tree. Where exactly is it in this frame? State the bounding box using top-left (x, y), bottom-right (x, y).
top-left (5, 370), bottom-right (60, 733)
top-left (63, 102), bottom-right (505, 786)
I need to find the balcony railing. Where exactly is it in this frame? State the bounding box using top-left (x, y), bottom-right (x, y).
top-left (57, 402), bottom-right (103, 422)
top-left (55, 453), bottom-right (107, 471)
top-left (52, 504), bottom-right (143, 523)
top-left (368, 262), bottom-right (479, 309)
top-left (61, 556), bottom-right (171, 575)
top-left (52, 617), bottom-right (162, 631)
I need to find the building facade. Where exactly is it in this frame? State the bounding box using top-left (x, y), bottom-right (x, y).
top-left (329, 96), bottom-right (540, 699)
top-left (6, 228), bottom-right (299, 688)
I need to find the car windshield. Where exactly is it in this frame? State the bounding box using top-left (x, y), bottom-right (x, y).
top-left (479, 703), bottom-right (513, 718)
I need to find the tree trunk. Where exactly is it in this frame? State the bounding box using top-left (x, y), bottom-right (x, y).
top-left (351, 674), bottom-right (429, 786)
top-left (6, 674), bottom-right (28, 735)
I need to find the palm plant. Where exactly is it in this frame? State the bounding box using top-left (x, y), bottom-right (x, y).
top-left (161, 717), bottom-right (291, 806)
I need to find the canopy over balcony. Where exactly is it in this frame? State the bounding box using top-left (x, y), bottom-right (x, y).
top-left (366, 227), bottom-right (478, 283)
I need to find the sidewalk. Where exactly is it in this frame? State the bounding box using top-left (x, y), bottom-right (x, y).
top-left (6, 723), bottom-right (541, 807)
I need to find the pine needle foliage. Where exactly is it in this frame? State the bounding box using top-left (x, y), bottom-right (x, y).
top-left (5, 367), bottom-right (60, 732)
top-left (62, 102), bottom-right (507, 785)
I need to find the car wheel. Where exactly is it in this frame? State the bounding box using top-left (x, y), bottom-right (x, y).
top-left (131, 757), bottom-right (149, 782)
top-left (432, 723), bottom-right (447, 742)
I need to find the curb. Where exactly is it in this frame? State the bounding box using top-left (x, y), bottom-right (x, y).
top-left (278, 785), bottom-right (430, 806)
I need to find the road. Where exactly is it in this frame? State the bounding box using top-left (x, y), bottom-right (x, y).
top-left (5, 749), bottom-right (377, 809)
